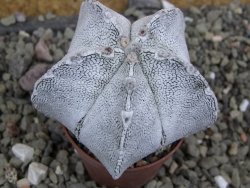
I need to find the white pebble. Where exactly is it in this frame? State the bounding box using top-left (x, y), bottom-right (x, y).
top-left (212, 35), bottom-right (223, 42)
top-left (185, 16), bottom-right (194, 23)
top-left (16, 178), bottom-right (30, 188)
top-left (223, 86), bottom-right (231, 95)
top-left (161, 0), bottom-right (175, 10)
top-left (12, 143), bottom-right (34, 163)
top-left (28, 162), bottom-right (48, 185)
top-left (55, 165), bottom-right (63, 175)
top-left (209, 72), bottom-right (216, 80)
top-left (239, 99), bottom-right (249, 112)
top-left (19, 31), bottom-right (30, 38)
top-left (197, 139), bottom-right (203, 144)
top-left (215, 175), bottom-right (229, 188)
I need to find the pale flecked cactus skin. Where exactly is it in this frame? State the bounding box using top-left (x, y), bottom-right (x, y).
top-left (31, 0), bottom-right (218, 179)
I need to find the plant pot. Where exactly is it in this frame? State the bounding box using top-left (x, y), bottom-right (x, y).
top-left (63, 127), bottom-right (183, 188)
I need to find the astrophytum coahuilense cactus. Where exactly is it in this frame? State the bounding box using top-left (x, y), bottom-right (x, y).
top-left (31, 0), bottom-right (218, 179)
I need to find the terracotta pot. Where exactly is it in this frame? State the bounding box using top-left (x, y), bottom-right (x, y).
top-left (63, 127), bottom-right (183, 188)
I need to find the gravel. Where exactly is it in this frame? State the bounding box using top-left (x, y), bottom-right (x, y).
top-left (0, 1), bottom-right (249, 188)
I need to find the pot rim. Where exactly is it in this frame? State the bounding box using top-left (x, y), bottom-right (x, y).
top-left (63, 127), bottom-right (183, 172)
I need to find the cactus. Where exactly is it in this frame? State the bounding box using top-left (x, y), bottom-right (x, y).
top-left (31, 0), bottom-right (218, 179)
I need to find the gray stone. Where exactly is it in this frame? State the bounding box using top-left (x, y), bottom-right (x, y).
top-left (53, 48), bottom-right (64, 61)
top-left (64, 28), bottom-right (74, 40)
top-left (214, 155), bottom-right (229, 164)
top-left (196, 23), bottom-right (208, 34)
top-left (9, 157), bottom-right (22, 169)
top-left (207, 10), bottom-right (221, 23)
top-left (231, 168), bottom-right (240, 188)
top-left (2, 73), bottom-right (11, 81)
top-left (56, 150), bottom-right (69, 165)
top-left (1, 15), bottom-right (16, 26)
top-left (212, 18), bottom-right (222, 31)
top-left (145, 180), bottom-right (157, 188)
top-left (37, 184), bottom-right (48, 188)
top-left (67, 183), bottom-right (87, 188)
top-left (199, 146), bottom-right (208, 157)
top-left (4, 165), bottom-right (17, 184)
top-left (69, 175), bottom-right (77, 183)
top-left (169, 161), bottom-right (178, 174)
top-left (124, 7), bottom-right (136, 16)
top-left (0, 176), bottom-right (6, 186)
top-left (15, 12), bottom-right (26, 22)
top-left (8, 51), bottom-right (33, 79)
top-left (22, 104), bottom-right (34, 115)
top-left (209, 167), bottom-right (220, 176)
top-left (238, 146), bottom-right (249, 160)
top-left (45, 12), bottom-right (56, 20)
top-left (228, 142), bottom-right (238, 156)
top-left (0, 154), bottom-right (8, 176)
top-left (172, 176), bottom-right (190, 187)
top-left (31, 138), bottom-right (47, 151)
top-left (199, 157), bottom-right (218, 169)
top-left (129, 0), bottom-right (162, 9)
top-left (185, 160), bottom-right (196, 168)
top-left (187, 144), bottom-right (199, 157)
top-left (42, 29), bottom-right (54, 41)
top-left (49, 170), bottom-right (58, 184)
top-left (157, 167), bottom-right (166, 178)
top-left (0, 84), bottom-right (6, 94)
top-left (75, 161), bottom-right (84, 175)
top-left (211, 133), bottom-right (222, 143)
top-left (161, 177), bottom-right (173, 188)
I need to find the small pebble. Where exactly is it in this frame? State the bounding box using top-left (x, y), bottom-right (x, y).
top-left (145, 180), bottom-right (157, 188)
top-left (56, 150), bottom-right (69, 164)
top-left (15, 12), bottom-right (26, 22)
top-left (19, 63), bottom-right (51, 92)
top-left (209, 72), bottom-right (216, 80)
top-left (231, 168), bottom-right (240, 188)
top-left (35, 39), bottom-right (53, 62)
top-left (28, 162), bottom-right (48, 185)
top-left (16, 178), bottom-right (30, 188)
top-left (1, 15), bottom-right (16, 26)
top-left (136, 160), bottom-right (148, 167)
top-left (228, 143), bottom-right (238, 156)
top-left (4, 165), bottom-right (17, 184)
top-left (55, 165), bottom-right (63, 175)
top-left (240, 132), bottom-right (248, 143)
top-left (2, 73), bottom-right (11, 81)
top-left (49, 170), bottom-right (58, 184)
top-left (169, 161), bottom-right (178, 174)
top-left (214, 175), bottom-right (229, 188)
top-left (75, 161), bottom-right (84, 175)
top-left (212, 35), bottom-right (223, 42)
top-left (12, 144), bottom-right (34, 163)
top-left (64, 28), bottom-right (74, 39)
top-left (239, 99), bottom-right (249, 112)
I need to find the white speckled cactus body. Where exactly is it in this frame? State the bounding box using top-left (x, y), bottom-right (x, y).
top-left (31, 0), bottom-right (218, 179)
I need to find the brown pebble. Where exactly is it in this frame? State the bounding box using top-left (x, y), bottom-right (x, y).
top-left (240, 132), bottom-right (248, 143)
top-left (6, 122), bottom-right (20, 137)
top-left (136, 160), bottom-right (148, 167)
top-left (35, 39), bottom-right (53, 62)
top-left (19, 64), bottom-right (51, 92)
top-left (149, 156), bottom-right (158, 163)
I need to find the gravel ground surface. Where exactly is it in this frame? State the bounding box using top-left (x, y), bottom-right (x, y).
top-left (0, 1), bottom-right (250, 188)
